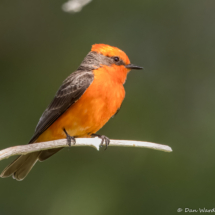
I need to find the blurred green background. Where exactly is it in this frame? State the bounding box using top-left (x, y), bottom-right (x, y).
top-left (1, 0), bottom-right (215, 214)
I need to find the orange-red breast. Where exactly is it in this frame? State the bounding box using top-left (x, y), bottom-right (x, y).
top-left (0, 44), bottom-right (142, 181)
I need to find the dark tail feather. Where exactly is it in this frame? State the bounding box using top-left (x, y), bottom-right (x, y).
top-left (39, 148), bottom-right (63, 161)
top-left (0, 151), bottom-right (41, 181)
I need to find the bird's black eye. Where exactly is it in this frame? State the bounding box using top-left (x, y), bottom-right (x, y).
top-left (113, 56), bottom-right (119, 62)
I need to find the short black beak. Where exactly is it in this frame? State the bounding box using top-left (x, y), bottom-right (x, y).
top-left (125, 64), bottom-right (143, 70)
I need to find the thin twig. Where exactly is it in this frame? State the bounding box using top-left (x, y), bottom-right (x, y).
top-left (62, 0), bottom-right (92, 13)
top-left (0, 138), bottom-right (172, 161)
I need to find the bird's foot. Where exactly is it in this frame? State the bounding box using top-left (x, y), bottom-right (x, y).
top-left (91, 134), bottom-right (110, 150)
top-left (63, 128), bottom-right (76, 147)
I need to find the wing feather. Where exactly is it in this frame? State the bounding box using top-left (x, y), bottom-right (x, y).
top-left (29, 70), bottom-right (94, 143)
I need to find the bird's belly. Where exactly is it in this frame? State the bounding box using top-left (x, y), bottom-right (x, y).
top-left (36, 78), bottom-right (125, 142)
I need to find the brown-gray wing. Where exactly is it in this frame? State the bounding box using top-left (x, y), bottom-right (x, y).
top-left (28, 70), bottom-right (94, 144)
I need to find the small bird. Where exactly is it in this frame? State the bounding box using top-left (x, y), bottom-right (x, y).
top-left (0, 44), bottom-right (142, 181)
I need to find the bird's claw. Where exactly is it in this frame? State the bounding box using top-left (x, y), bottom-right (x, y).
top-left (63, 128), bottom-right (76, 147)
top-left (92, 134), bottom-right (110, 150)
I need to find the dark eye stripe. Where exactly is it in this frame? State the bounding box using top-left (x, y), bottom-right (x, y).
top-left (111, 56), bottom-right (125, 66)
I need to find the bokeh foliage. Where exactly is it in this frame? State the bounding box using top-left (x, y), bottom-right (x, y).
top-left (0, 0), bottom-right (215, 214)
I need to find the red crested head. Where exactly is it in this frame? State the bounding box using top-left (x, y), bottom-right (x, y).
top-left (91, 44), bottom-right (130, 65)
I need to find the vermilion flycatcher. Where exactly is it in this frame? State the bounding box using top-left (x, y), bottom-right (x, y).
top-left (1, 44), bottom-right (142, 180)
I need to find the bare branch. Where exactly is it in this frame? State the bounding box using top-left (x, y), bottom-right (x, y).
top-left (62, 0), bottom-right (92, 13)
top-left (0, 138), bottom-right (172, 161)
